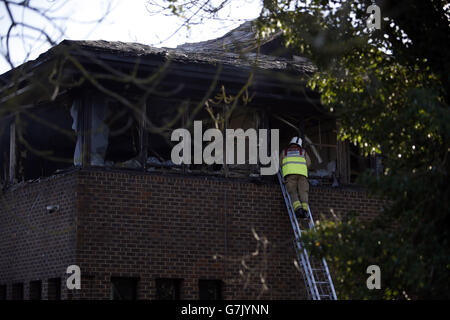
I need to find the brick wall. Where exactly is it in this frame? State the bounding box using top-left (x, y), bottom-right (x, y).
top-left (0, 172), bottom-right (77, 300)
top-left (310, 185), bottom-right (384, 222)
top-left (0, 168), bottom-right (385, 300)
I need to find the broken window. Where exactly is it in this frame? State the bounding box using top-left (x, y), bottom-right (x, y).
top-left (145, 97), bottom-right (184, 171)
top-left (47, 278), bottom-right (61, 300)
top-left (104, 101), bottom-right (140, 169)
top-left (4, 100), bottom-right (75, 182)
top-left (198, 280), bottom-right (222, 300)
top-left (182, 100), bottom-right (226, 175)
top-left (69, 94), bottom-right (142, 169)
top-left (155, 278), bottom-right (182, 300)
top-left (29, 280), bottom-right (42, 300)
top-left (349, 145), bottom-right (383, 183)
top-left (12, 283), bottom-right (23, 300)
top-left (303, 117), bottom-right (339, 186)
top-left (225, 105), bottom-right (261, 177)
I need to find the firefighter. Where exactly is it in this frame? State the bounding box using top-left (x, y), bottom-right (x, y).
top-left (280, 136), bottom-right (311, 219)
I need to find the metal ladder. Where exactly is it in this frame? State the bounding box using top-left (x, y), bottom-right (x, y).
top-left (277, 171), bottom-right (337, 300)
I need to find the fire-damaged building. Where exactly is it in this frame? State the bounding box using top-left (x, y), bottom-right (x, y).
top-left (0, 22), bottom-right (384, 300)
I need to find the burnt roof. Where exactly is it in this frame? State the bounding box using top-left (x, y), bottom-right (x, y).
top-left (176, 21), bottom-right (281, 53)
top-left (0, 21), bottom-right (325, 117)
top-left (55, 38), bottom-right (313, 74)
top-left (0, 21), bottom-right (314, 82)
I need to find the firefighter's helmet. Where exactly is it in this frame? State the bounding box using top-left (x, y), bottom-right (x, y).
top-left (289, 136), bottom-right (303, 147)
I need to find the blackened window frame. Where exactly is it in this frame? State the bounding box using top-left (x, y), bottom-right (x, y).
top-left (110, 277), bottom-right (139, 300)
top-left (155, 278), bottom-right (182, 300)
top-left (198, 279), bottom-right (223, 300)
top-left (48, 278), bottom-right (61, 300)
top-left (29, 280), bottom-right (42, 300)
top-left (12, 283), bottom-right (23, 300)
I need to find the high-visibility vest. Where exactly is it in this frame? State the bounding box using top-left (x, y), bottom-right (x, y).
top-left (281, 146), bottom-right (308, 177)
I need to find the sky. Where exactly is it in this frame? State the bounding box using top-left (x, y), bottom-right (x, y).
top-left (0, 0), bottom-right (262, 73)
